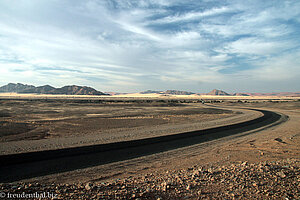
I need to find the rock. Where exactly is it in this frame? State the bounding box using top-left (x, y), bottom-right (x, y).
top-left (186, 184), bottom-right (191, 190)
top-left (193, 170), bottom-right (200, 177)
top-left (85, 183), bottom-right (93, 190)
top-left (207, 168), bottom-right (213, 173)
top-left (277, 171), bottom-right (286, 178)
top-left (11, 185), bottom-right (18, 190)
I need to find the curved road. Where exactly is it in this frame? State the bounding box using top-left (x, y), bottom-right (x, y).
top-left (0, 107), bottom-right (288, 182)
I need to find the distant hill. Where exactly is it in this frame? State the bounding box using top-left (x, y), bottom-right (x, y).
top-left (207, 89), bottom-right (300, 96)
top-left (0, 83), bottom-right (36, 93)
top-left (104, 92), bottom-right (128, 95)
top-left (21, 85), bottom-right (56, 94)
top-left (46, 85), bottom-right (107, 95)
top-left (207, 89), bottom-right (230, 96)
top-left (232, 93), bottom-right (250, 96)
top-left (140, 90), bottom-right (163, 94)
top-left (164, 90), bottom-right (195, 95)
top-left (235, 92), bottom-right (300, 97)
top-left (0, 83), bottom-right (108, 95)
top-left (140, 90), bottom-right (194, 95)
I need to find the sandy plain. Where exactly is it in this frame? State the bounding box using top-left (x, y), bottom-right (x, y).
top-left (21, 100), bottom-right (298, 182)
top-left (0, 97), bottom-right (252, 154)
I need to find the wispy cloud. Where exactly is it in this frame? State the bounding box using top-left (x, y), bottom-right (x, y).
top-left (220, 37), bottom-right (293, 55)
top-left (152, 6), bottom-right (231, 24)
top-left (0, 0), bottom-right (299, 92)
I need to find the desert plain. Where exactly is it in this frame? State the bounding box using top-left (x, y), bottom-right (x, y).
top-left (0, 94), bottom-right (299, 199)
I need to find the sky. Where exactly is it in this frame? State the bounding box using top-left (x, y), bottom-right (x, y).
top-left (0, 0), bottom-right (300, 93)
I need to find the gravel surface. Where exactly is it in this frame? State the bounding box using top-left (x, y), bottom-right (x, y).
top-left (1, 102), bottom-right (298, 200)
top-left (1, 159), bottom-right (298, 199)
top-left (0, 108), bottom-right (260, 155)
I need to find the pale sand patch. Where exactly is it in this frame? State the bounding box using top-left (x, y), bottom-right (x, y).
top-left (0, 92), bottom-right (299, 100)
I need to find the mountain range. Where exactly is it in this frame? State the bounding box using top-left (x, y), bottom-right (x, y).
top-left (207, 89), bottom-right (300, 97)
top-left (140, 90), bottom-right (195, 95)
top-left (140, 89), bottom-right (300, 97)
top-left (140, 89), bottom-right (229, 96)
top-left (1, 83), bottom-right (299, 96)
top-left (0, 83), bottom-right (108, 95)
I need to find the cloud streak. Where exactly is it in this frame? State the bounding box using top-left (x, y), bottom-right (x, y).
top-left (0, 0), bottom-right (299, 92)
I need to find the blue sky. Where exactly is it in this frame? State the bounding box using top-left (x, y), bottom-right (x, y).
top-left (0, 0), bottom-right (299, 93)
